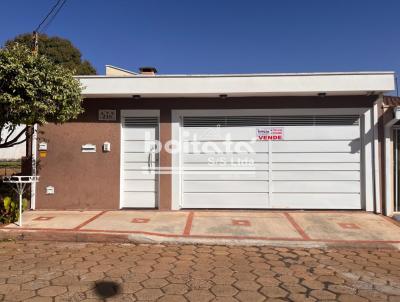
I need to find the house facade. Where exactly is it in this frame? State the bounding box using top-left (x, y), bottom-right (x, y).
top-left (30, 67), bottom-right (400, 216)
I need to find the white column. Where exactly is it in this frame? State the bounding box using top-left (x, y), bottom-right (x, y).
top-left (385, 116), bottom-right (399, 216)
top-left (30, 124), bottom-right (38, 210)
top-left (373, 102), bottom-right (381, 213)
top-left (364, 108), bottom-right (375, 212)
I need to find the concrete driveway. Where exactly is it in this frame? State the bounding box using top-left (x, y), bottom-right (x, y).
top-left (1, 210), bottom-right (400, 248)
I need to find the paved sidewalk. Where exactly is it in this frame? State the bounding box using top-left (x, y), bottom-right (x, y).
top-left (0, 241), bottom-right (400, 301)
top-left (1, 210), bottom-right (400, 248)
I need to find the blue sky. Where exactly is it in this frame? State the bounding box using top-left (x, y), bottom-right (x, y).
top-left (0, 0), bottom-right (399, 78)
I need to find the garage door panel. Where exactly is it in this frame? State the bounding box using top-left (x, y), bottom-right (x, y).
top-left (272, 140), bottom-right (360, 153)
top-left (273, 152), bottom-right (359, 163)
top-left (273, 162), bottom-right (359, 171)
top-left (281, 126), bottom-right (360, 140)
top-left (124, 153), bottom-right (156, 163)
top-left (183, 141), bottom-right (268, 153)
top-left (124, 160), bottom-right (156, 166)
top-left (184, 180), bottom-right (268, 193)
top-left (184, 163), bottom-right (268, 171)
top-left (183, 127), bottom-right (257, 141)
top-left (183, 153), bottom-right (268, 163)
top-left (180, 114), bottom-right (362, 210)
top-left (183, 126), bottom-right (359, 141)
top-left (124, 163), bottom-right (158, 170)
top-left (183, 193), bottom-right (269, 208)
top-left (272, 171), bottom-right (360, 181)
top-left (184, 171), bottom-right (268, 181)
top-left (123, 192), bottom-right (157, 207)
top-left (122, 116), bottom-right (159, 209)
top-left (183, 127), bottom-right (273, 141)
top-left (124, 180), bottom-right (157, 192)
top-left (124, 141), bottom-right (157, 152)
top-left (124, 128), bottom-right (156, 140)
top-left (124, 170), bottom-right (156, 180)
top-left (274, 181), bottom-right (360, 193)
top-left (272, 193), bottom-right (360, 209)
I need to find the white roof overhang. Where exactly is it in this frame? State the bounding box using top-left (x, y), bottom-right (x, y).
top-left (76, 71), bottom-right (396, 98)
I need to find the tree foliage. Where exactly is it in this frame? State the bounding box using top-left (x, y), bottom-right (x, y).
top-left (6, 33), bottom-right (96, 75)
top-left (0, 43), bottom-right (83, 148)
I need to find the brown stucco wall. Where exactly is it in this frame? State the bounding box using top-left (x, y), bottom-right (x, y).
top-left (35, 95), bottom-right (378, 210)
top-left (159, 109), bottom-right (172, 210)
top-left (36, 122), bottom-right (120, 209)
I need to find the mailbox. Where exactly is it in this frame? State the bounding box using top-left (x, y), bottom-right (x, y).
top-left (39, 142), bottom-right (47, 151)
top-left (103, 142), bottom-right (111, 152)
top-left (46, 186), bottom-right (55, 195)
top-left (39, 142), bottom-right (48, 158)
top-left (81, 144), bottom-right (96, 153)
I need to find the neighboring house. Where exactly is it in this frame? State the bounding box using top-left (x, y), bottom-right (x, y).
top-left (30, 67), bottom-right (400, 216)
top-left (0, 125), bottom-right (26, 160)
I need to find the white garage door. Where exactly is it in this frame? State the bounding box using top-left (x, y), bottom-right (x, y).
top-left (121, 116), bottom-right (159, 208)
top-left (181, 115), bottom-right (362, 209)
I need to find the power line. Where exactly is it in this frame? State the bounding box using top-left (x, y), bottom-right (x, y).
top-left (39, 0), bottom-right (67, 33)
top-left (34, 0), bottom-right (67, 33)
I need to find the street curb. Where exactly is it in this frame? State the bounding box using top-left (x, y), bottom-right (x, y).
top-left (1, 228), bottom-right (399, 250)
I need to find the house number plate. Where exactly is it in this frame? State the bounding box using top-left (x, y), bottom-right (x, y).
top-left (98, 109), bottom-right (116, 121)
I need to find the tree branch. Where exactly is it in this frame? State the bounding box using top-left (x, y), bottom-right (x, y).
top-left (4, 125), bottom-right (16, 143)
top-left (0, 126), bottom-right (27, 148)
top-left (0, 124), bottom-right (3, 142)
top-left (0, 137), bottom-right (27, 148)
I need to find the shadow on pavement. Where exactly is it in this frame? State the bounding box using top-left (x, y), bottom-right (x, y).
top-left (95, 281), bottom-right (120, 298)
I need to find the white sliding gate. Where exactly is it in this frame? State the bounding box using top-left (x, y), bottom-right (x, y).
top-left (173, 109), bottom-right (366, 210)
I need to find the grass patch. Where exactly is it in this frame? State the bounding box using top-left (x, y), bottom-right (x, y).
top-left (0, 161), bottom-right (21, 167)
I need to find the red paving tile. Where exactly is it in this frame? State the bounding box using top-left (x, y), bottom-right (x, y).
top-left (73, 211), bottom-right (108, 230)
top-left (183, 212), bottom-right (194, 236)
top-left (338, 223), bottom-right (361, 229)
top-left (131, 218), bottom-right (151, 224)
top-left (232, 219), bottom-right (251, 226)
top-left (283, 212), bottom-right (311, 240)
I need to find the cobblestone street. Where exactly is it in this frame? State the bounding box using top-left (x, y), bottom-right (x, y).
top-left (0, 241), bottom-right (399, 301)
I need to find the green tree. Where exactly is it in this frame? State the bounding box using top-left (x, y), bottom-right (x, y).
top-left (6, 33), bottom-right (96, 75)
top-left (0, 43), bottom-right (83, 148)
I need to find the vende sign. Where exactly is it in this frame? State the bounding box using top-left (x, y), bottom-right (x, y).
top-left (256, 128), bottom-right (284, 141)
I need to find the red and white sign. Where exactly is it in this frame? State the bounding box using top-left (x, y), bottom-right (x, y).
top-left (256, 128), bottom-right (284, 141)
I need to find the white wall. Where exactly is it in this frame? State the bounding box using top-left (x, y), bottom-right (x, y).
top-left (78, 72), bottom-right (396, 98)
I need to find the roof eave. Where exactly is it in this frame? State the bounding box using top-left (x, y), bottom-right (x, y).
top-left (78, 71), bottom-right (396, 98)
